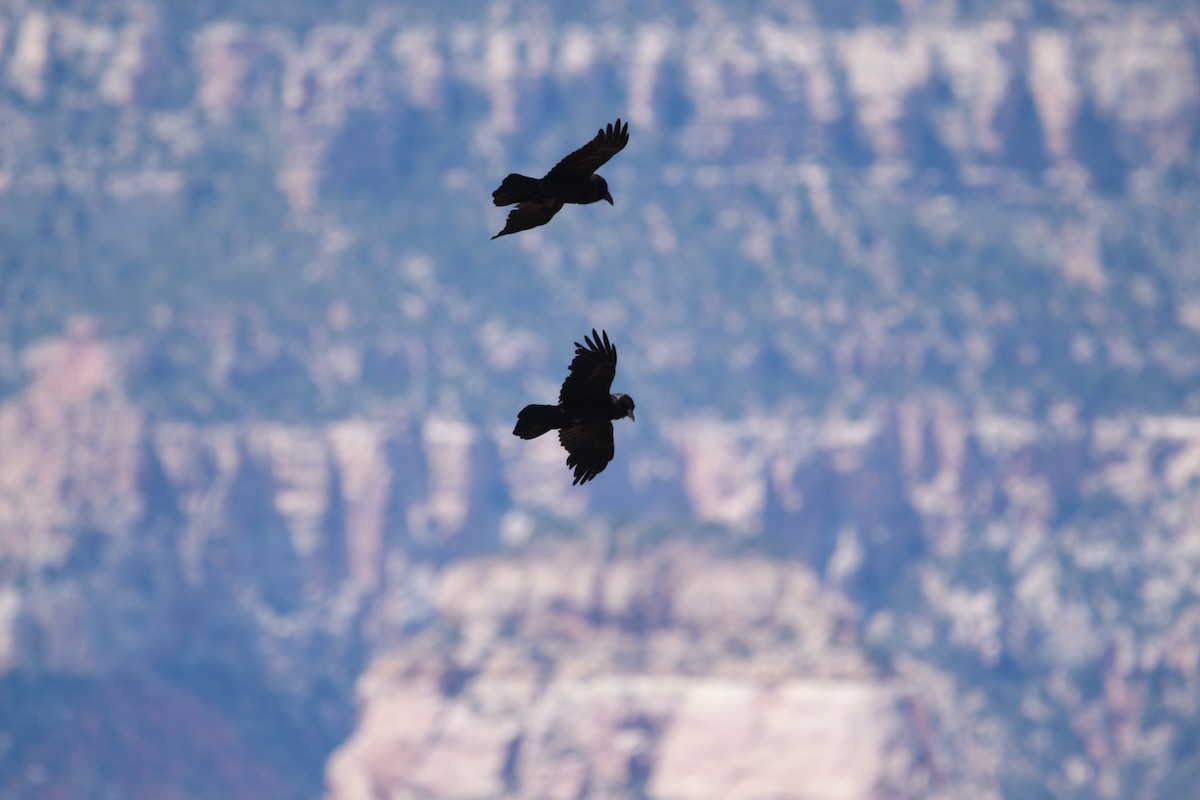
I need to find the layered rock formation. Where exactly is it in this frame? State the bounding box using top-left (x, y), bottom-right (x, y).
top-left (3, 318), bottom-right (1199, 797)
top-left (325, 544), bottom-right (913, 800)
top-left (2, 6), bottom-right (1195, 207)
top-left (2, 2), bottom-right (1200, 799)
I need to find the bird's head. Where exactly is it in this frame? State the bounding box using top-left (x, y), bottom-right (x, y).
top-left (591, 174), bottom-right (614, 205)
top-left (613, 393), bottom-right (635, 422)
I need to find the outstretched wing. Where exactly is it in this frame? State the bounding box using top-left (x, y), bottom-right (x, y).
top-left (544, 119), bottom-right (629, 182)
top-left (560, 421), bottom-right (616, 485)
top-left (491, 199), bottom-right (565, 239)
top-left (559, 328), bottom-right (617, 404)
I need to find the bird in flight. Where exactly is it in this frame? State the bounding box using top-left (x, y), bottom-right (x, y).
top-left (513, 329), bottom-right (636, 485)
top-left (491, 118), bottom-right (629, 239)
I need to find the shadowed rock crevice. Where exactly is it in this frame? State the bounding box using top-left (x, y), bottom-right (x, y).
top-left (222, 445), bottom-right (305, 615)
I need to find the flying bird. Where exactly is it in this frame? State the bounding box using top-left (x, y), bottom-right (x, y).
top-left (513, 329), bottom-right (636, 485)
top-left (491, 118), bottom-right (630, 239)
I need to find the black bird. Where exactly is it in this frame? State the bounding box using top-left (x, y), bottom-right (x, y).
top-left (491, 118), bottom-right (630, 239)
top-left (513, 329), bottom-right (636, 485)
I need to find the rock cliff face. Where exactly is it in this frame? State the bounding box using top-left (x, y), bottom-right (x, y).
top-left (325, 544), bottom-right (911, 800)
top-left (4, 318), bottom-right (1200, 797)
top-left (3, 6), bottom-right (1195, 204)
top-left (2, 2), bottom-right (1200, 799)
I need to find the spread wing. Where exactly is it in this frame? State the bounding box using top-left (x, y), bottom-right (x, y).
top-left (559, 329), bottom-right (617, 404)
top-left (544, 119), bottom-right (629, 182)
top-left (491, 199), bottom-right (565, 239)
top-left (560, 421), bottom-right (616, 485)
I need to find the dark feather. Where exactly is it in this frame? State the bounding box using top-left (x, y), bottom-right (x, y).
top-left (544, 118), bottom-right (630, 182)
top-left (514, 404), bottom-right (562, 440)
top-left (559, 328), bottom-right (617, 403)
top-left (492, 173), bottom-right (543, 206)
top-left (512, 329), bottom-right (634, 485)
top-left (491, 118), bottom-right (629, 238)
top-left (491, 199), bottom-right (565, 239)
top-left (559, 421), bottom-right (616, 485)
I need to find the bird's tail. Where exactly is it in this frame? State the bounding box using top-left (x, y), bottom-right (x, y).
top-left (493, 174), bottom-right (543, 206)
top-left (513, 404), bottom-right (562, 439)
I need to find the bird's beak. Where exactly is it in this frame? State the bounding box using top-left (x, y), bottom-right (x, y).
top-left (604, 192), bottom-right (614, 205)
top-left (629, 411), bottom-right (635, 422)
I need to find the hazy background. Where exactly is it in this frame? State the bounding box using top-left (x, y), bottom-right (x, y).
top-left (2, 1), bottom-right (1199, 798)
